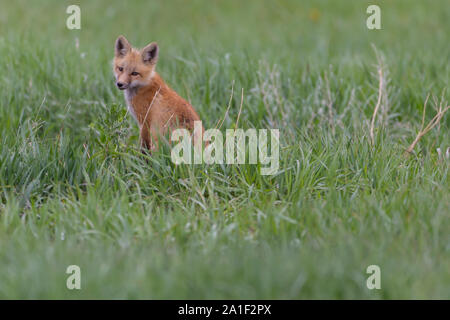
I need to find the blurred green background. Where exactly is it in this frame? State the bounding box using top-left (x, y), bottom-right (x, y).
top-left (0, 0), bottom-right (448, 299)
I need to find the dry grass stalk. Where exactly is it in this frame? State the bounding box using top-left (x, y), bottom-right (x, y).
top-left (216, 80), bottom-right (235, 130)
top-left (370, 66), bottom-right (383, 145)
top-left (235, 88), bottom-right (244, 128)
top-left (405, 94), bottom-right (449, 154)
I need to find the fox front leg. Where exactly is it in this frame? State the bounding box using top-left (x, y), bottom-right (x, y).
top-left (139, 125), bottom-right (155, 154)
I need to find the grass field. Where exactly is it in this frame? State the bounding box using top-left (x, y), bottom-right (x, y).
top-left (0, 0), bottom-right (449, 299)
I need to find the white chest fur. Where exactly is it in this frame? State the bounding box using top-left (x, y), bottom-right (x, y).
top-left (124, 88), bottom-right (138, 123)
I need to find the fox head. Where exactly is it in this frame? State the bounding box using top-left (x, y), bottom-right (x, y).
top-left (113, 35), bottom-right (159, 90)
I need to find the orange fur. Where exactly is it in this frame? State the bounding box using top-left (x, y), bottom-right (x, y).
top-left (113, 35), bottom-right (203, 151)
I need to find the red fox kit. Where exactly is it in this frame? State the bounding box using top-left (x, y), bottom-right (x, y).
top-left (113, 35), bottom-right (203, 151)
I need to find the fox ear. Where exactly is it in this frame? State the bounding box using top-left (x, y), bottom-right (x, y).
top-left (142, 42), bottom-right (159, 64)
top-left (115, 36), bottom-right (131, 57)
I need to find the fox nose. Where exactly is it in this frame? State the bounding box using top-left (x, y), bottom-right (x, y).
top-left (116, 82), bottom-right (125, 88)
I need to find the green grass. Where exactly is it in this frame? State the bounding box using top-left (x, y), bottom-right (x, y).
top-left (0, 0), bottom-right (449, 299)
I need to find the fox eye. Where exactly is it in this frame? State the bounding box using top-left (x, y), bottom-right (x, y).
top-left (118, 66), bottom-right (123, 72)
top-left (131, 71), bottom-right (140, 76)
